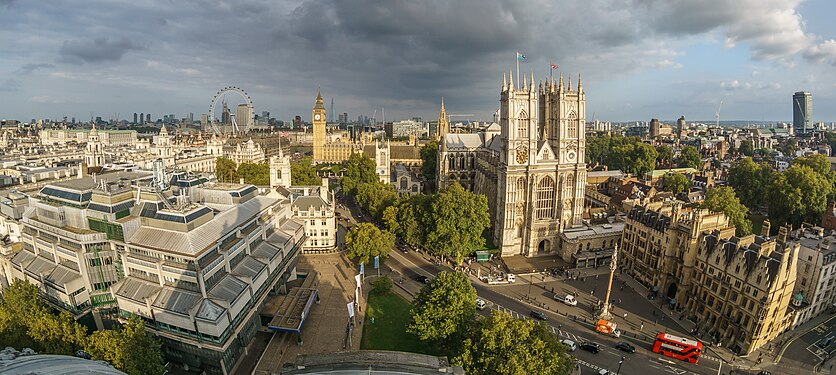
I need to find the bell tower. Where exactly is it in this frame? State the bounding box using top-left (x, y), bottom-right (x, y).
top-left (499, 71), bottom-right (538, 167)
top-left (312, 87), bottom-right (327, 161)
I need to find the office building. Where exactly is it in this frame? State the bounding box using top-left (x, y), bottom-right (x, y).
top-left (788, 226), bottom-right (836, 326)
top-left (649, 118), bottom-right (661, 138)
top-left (793, 91), bottom-right (812, 134)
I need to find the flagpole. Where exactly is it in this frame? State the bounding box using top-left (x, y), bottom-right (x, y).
top-left (516, 51), bottom-right (520, 89)
top-left (550, 62), bottom-right (553, 81)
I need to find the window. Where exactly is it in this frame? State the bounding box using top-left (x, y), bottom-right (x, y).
top-left (310, 220), bottom-right (315, 225)
top-left (321, 220), bottom-right (327, 225)
top-left (515, 177), bottom-right (526, 203)
top-left (567, 110), bottom-right (577, 138)
top-left (535, 176), bottom-right (555, 220)
top-left (517, 110), bottom-right (528, 138)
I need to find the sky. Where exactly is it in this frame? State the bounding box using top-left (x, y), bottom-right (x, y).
top-left (1, 0), bottom-right (836, 124)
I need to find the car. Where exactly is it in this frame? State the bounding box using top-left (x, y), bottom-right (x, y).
top-left (580, 342), bottom-right (601, 353)
top-left (615, 341), bottom-right (636, 353)
top-left (598, 370), bottom-right (614, 375)
top-left (475, 298), bottom-right (487, 311)
top-left (529, 310), bottom-right (547, 320)
top-left (414, 275), bottom-right (431, 284)
top-left (507, 273), bottom-right (516, 283)
top-left (561, 339), bottom-right (577, 352)
top-left (556, 294), bottom-right (577, 306)
top-left (756, 372), bottom-right (772, 375)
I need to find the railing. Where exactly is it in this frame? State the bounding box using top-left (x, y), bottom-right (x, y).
top-left (162, 265), bottom-right (197, 277)
top-left (126, 256), bottom-right (157, 270)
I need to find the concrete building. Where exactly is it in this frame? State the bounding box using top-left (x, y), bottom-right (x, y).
top-left (40, 129), bottom-right (138, 146)
top-left (649, 118), bottom-right (661, 138)
top-left (690, 228), bottom-right (798, 354)
top-left (788, 226), bottom-right (836, 326)
top-left (288, 181), bottom-right (337, 254)
top-left (2, 169), bottom-right (306, 375)
top-left (793, 91), bottom-right (812, 134)
top-left (620, 202), bottom-right (729, 306)
top-left (391, 118), bottom-right (425, 138)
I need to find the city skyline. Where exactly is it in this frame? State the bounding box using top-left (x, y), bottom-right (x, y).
top-left (2, 1), bottom-right (836, 123)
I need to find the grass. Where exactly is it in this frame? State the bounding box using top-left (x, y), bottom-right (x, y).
top-left (360, 291), bottom-right (440, 355)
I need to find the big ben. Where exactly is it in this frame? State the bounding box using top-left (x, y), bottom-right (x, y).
top-left (312, 88), bottom-right (327, 161)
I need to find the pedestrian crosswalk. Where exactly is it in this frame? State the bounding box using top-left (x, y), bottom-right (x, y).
top-left (487, 299), bottom-right (589, 342)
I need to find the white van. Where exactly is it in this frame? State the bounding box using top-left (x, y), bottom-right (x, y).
top-left (559, 294), bottom-right (577, 306)
top-left (561, 339), bottom-right (577, 352)
top-left (475, 298), bottom-right (487, 311)
top-left (507, 274), bottom-right (516, 283)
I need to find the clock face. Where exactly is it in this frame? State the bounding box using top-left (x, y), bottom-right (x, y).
top-left (314, 114), bottom-right (321, 121)
top-left (567, 151), bottom-right (576, 162)
top-left (516, 144), bottom-right (528, 164)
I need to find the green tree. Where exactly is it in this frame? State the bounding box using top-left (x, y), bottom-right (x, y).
top-left (660, 172), bottom-right (692, 195)
top-left (384, 194), bottom-right (432, 248)
top-left (420, 140), bottom-right (439, 182)
top-left (345, 223), bottom-right (394, 265)
top-left (655, 145), bottom-right (674, 168)
top-left (237, 162), bottom-right (270, 186)
top-left (613, 142), bottom-right (658, 176)
top-left (425, 183), bottom-right (490, 263)
top-left (408, 271), bottom-right (477, 344)
top-left (728, 158), bottom-right (772, 210)
top-left (702, 187), bottom-right (752, 236)
top-left (371, 276), bottom-right (393, 295)
top-left (738, 140), bottom-right (754, 156)
top-left (678, 145), bottom-right (702, 169)
top-left (454, 311), bottom-right (574, 375)
top-left (291, 157), bottom-right (321, 186)
top-left (87, 316), bottom-right (165, 375)
top-left (769, 164), bottom-right (833, 227)
top-left (215, 157), bottom-right (238, 183)
top-left (355, 182), bottom-right (398, 221)
top-left (340, 153), bottom-right (377, 195)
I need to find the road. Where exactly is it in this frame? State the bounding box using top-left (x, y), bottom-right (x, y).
top-left (387, 248), bottom-right (724, 375)
top-left (778, 314), bottom-right (836, 372)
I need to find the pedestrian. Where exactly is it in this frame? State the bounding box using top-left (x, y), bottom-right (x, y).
top-left (623, 313), bottom-right (628, 319)
top-left (551, 287), bottom-right (554, 293)
top-left (640, 322), bottom-right (644, 331)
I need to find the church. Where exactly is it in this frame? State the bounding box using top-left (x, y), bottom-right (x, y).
top-left (438, 71), bottom-right (606, 259)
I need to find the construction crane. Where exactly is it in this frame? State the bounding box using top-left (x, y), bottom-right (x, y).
top-left (715, 100), bottom-right (724, 128)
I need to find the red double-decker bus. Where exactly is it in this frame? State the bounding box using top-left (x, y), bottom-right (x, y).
top-left (652, 332), bottom-right (703, 364)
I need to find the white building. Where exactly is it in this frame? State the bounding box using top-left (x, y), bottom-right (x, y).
top-left (40, 128), bottom-right (138, 146)
top-left (790, 227), bottom-right (836, 326)
top-left (289, 181), bottom-right (337, 254)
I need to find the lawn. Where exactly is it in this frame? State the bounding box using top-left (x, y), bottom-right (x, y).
top-left (360, 291), bottom-right (440, 355)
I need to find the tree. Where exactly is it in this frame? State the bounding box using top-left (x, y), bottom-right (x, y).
top-left (728, 158), bottom-right (772, 211)
top-left (420, 140), bottom-right (439, 182)
top-left (425, 183), bottom-right (490, 263)
top-left (87, 316), bottom-right (165, 375)
top-left (408, 271), bottom-right (477, 344)
top-left (340, 153), bottom-right (377, 195)
top-left (454, 311), bottom-right (574, 375)
top-left (355, 182), bottom-right (398, 221)
top-left (702, 187), bottom-right (752, 236)
top-left (678, 145), bottom-right (702, 169)
top-left (237, 162), bottom-right (270, 186)
top-left (291, 157), bottom-right (321, 185)
top-left (769, 164), bottom-right (833, 227)
top-left (655, 145), bottom-right (674, 168)
top-left (615, 142), bottom-right (658, 176)
top-left (345, 223), bottom-right (394, 265)
top-left (371, 276), bottom-right (393, 295)
top-left (738, 140), bottom-right (755, 156)
top-left (660, 172), bottom-right (692, 195)
top-left (215, 157), bottom-right (237, 183)
top-left (384, 194), bottom-right (432, 247)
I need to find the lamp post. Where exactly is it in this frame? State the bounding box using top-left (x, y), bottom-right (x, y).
top-left (616, 356), bottom-right (625, 375)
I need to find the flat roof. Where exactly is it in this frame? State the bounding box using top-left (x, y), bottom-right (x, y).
top-left (49, 171), bottom-right (150, 191)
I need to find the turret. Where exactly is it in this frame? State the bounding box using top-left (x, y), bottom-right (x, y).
top-left (509, 69), bottom-right (514, 90)
top-left (502, 72), bottom-right (507, 92)
top-left (578, 73), bottom-right (583, 93)
top-left (558, 73), bottom-right (564, 93)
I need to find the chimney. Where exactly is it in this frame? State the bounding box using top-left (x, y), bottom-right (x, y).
top-left (320, 178), bottom-right (328, 201)
top-left (761, 220), bottom-right (771, 237)
top-left (778, 224), bottom-right (791, 245)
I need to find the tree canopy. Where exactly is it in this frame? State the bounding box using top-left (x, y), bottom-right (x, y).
top-left (702, 187), bottom-right (752, 236)
top-left (86, 316), bottom-right (165, 375)
top-left (420, 140), bottom-right (439, 182)
top-left (660, 172), bottom-right (691, 195)
top-left (728, 157), bottom-right (773, 211)
top-left (340, 153), bottom-right (378, 195)
top-left (678, 145), bottom-right (702, 169)
top-left (738, 140), bottom-right (755, 156)
top-left (454, 311), bottom-right (574, 375)
top-left (291, 157), bottom-right (321, 186)
top-left (215, 157), bottom-right (238, 183)
top-left (655, 145), bottom-right (674, 168)
top-left (586, 135), bottom-right (657, 175)
top-left (355, 182), bottom-right (398, 222)
top-left (237, 162), bottom-right (270, 186)
top-left (345, 223), bottom-right (394, 265)
top-left (768, 164), bottom-right (833, 228)
top-left (408, 271), bottom-right (477, 343)
top-left (425, 183), bottom-right (491, 263)
top-left (383, 194), bottom-right (432, 248)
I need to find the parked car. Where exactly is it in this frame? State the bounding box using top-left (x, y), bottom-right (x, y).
top-left (555, 294), bottom-right (577, 306)
top-left (580, 342), bottom-right (601, 353)
top-left (598, 370), bottom-right (614, 375)
top-left (507, 273), bottom-right (516, 283)
top-left (615, 341), bottom-right (636, 353)
top-left (475, 298), bottom-right (487, 311)
top-left (414, 275), bottom-right (431, 284)
top-left (529, 310), bottom-right (547, 321)
top-left (561, 339), bottom-right (577, 352)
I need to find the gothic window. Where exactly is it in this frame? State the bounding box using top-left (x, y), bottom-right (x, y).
top-left (535, 176), bottom-right (555, 220)
top-left (459, 154), bottom-right (466, 170)
top-left (517, 110), bottom-right (528, 138)
top-left (567, 110), bottom-right (578, 138)
top-left (515, 177), bottom-right (526, 203)
top-left (448, 156), bottom-right (454, 170)
top-left (566, 173), bottom-right (575, 195)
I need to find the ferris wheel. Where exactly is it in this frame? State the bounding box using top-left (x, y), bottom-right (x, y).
top-left (208, 86), bottom-right (255, 135)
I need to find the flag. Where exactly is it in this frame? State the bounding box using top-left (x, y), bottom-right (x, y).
top-left (516, 52), bottom-right (526, 60)
top-left (550, 64), bottom-right (559, 69)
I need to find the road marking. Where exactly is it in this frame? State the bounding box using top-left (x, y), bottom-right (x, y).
top-left (776, 314), bottom-right (836, 363)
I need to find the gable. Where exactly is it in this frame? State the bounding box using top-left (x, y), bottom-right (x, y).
top-left (535, 141), bottom-right (556, 162)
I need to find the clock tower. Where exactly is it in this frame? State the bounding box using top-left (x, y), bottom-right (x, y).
top-left (312, 88), bottom-right (327, 161)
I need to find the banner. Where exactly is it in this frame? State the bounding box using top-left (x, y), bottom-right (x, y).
top-left (374, 256), bottom-right (379, 269)
top-left (347, 302), bottom-right (355, 318)
top-left (360, 263), bottom-right (365, 275)
top-left (355, 274), bottom-right (362, 288)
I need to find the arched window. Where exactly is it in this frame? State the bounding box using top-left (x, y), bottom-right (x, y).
top-left (448, 156), bottom-right (454, 170)
top-left (515, 177), bottom-right (526, 204)
top-left (535, 176), bottom-right (555, 220)
top-left (566, 173), bottom-right (575, 196)
top-left (517, 110), bottom-right (528, 138)
top-left (458, 154), bottom-right (465, 170)
top-left (567, 110), bottom-right (578, 138)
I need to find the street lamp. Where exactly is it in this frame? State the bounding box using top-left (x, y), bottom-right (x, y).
top-left (616, 356), bottom-right (625, 375)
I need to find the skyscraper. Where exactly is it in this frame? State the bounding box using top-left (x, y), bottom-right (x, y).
top-left (236, 103), bottom-right (251, 130)
top-left (140, 113), bottom-right (144, 124)
top-left (146, 113), bottom-right (151, 123)
top-left (793, 91), bottom-right (812, 134)
top-left (133, 113), bottom-right (138, 124)
top-left (649, 118), bottom-right (661, 138)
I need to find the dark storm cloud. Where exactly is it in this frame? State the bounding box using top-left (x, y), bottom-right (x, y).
top-left (58, 37), bottom-right (146, 64)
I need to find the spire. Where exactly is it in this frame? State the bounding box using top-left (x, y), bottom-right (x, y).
top-left (522, 74), bottom-right (527, 89)
top-left (314, 86), bottom-right (325, 110)
top-left (578, 73), bottom-right (583, 92)
top-left (530, 72), bottom-right (535, 91)
top-left (509, 69), bottom-right (514, 89)
top-left (502, 72), bottom-right (507, 91)
top-left (567, 75), bottom-right (572, 92)
top-left (558, 73), bottom-right (564, 93)
top-left (538, 79), bottom-right (543, 93)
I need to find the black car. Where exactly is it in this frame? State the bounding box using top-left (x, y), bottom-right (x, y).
top-left (615, 341), bottom-right (636, 353)
top-left (529, 310), bottom-right (547, 320)
top-left (415, 275), bottom-right (431, 284)
top-left (580, 342), bottom-right (601, 353)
